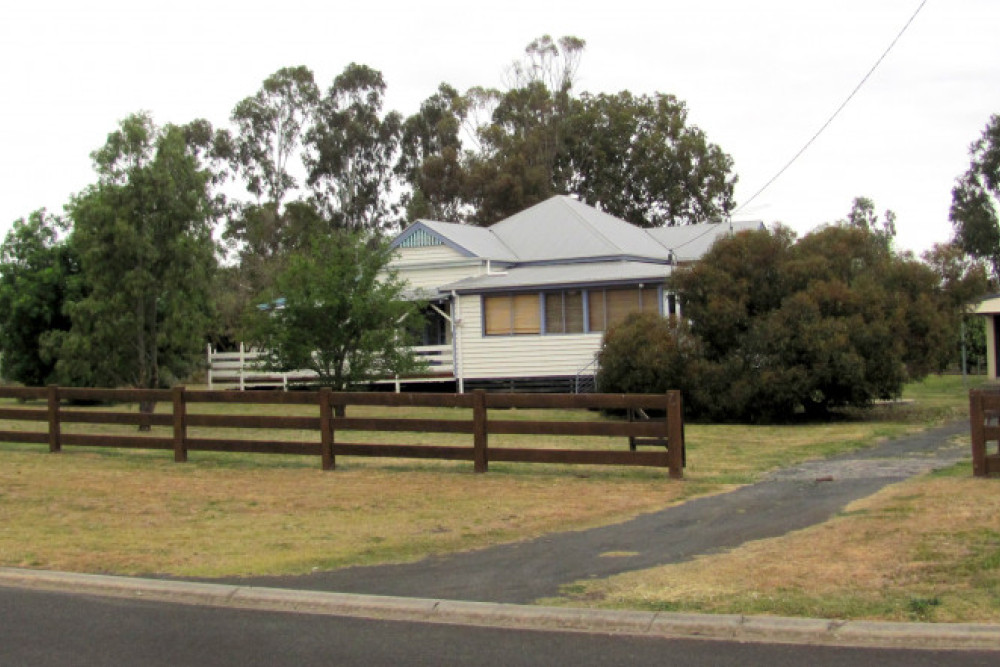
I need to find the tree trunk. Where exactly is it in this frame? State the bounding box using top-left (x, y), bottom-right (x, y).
top-left (138, 400), bottom-right (156, 432)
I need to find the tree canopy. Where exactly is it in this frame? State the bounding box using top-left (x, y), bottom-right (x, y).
top-left (564, 91), bottom-right (737, 226)
top-left (5, 39), bottom-right (747, 390)
top-left (392, 35), bottom-right (736, 226)
top-left (249, 231), bottom-right (421, 390)
top-left (48, 113), bottom-right (217, 390)
top-left (951, 114), bottom-right (1000, 278)
top-left (0, 210), bottom-right (80, 386)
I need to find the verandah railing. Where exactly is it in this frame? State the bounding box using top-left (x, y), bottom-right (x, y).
top-left (0, 386), bottom-right (685, 478)
top-left (206, 344), bottom-right (455, 390)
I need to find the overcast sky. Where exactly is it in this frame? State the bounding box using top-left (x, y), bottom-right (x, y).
top-left (1, 0), bottom-right (997, 255)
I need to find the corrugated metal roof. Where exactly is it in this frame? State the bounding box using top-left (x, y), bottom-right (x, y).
top-left (647, 220), bottom-right (763, 262)
top-left (489, 196), bottom-right (672, 262)
top-left (391, 220), bottom-right (519, 262)
top-left (419, 220), bottom-right (519, 262)
top-left (442, 261), bottom-right (672, 293)
top-left (391, 198), bottom-right (764, 269)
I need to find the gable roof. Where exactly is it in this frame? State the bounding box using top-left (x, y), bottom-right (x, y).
top-left (391, 220), bottom-right (519, 262)
top-left (391, 196), bottom-right (762, 267)
top-left (488, 196), bottom-right (670, 263)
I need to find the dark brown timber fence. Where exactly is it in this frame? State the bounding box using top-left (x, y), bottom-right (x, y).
top-left (0, 386), bottom-right (685, 478)
top-left (969, 388), bottom-right (1000, 477)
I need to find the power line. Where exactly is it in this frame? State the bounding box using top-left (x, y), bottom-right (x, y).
top-left (733, 0), bottom-right (929, 215)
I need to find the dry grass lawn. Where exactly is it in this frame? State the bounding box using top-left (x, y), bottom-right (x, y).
top-left (547, 464), bottom-right (1000, 623)
top-left (0, 375), bottom-right (985, 586)
top-left (0, 445), bottom-right (690, 577)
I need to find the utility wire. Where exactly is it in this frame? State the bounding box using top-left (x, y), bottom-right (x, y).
top-left (667, 221), bottom-right (731, 254)
top-left (733, 0), bottom-right (929, 215)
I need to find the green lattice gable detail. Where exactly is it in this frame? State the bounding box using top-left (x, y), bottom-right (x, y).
top-left (398, 228), bottom-right (445, 249)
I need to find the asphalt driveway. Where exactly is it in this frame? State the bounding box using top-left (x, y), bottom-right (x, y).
top-left (207, 421), bottom-right (971, 604)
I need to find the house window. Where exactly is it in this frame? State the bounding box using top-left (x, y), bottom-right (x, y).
top-left (486, 285), bottom-right (660, 336)
top-left (484, 293), bottom-right (541, 335)
top-left (543, 290), bottom-right (584, 334)
top-left (588, 287), bottom-right (660, 332)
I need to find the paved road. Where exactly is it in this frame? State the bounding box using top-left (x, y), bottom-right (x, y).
top-left (210, 421), bottom-right (970, 603)
top-left (2, 587), bottom-right (996, 667)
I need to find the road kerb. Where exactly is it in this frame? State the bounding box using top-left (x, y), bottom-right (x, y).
top-left (1, 568), bottom-right (998, 651)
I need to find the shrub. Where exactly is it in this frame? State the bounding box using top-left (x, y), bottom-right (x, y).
top-left (598, 225), bottom-right (964, 423)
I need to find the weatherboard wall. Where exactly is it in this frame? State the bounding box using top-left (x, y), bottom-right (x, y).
top-left (392, 244), bottom-right (468, 265)
top-left (455, 293), bottom-right (601, 379)
top-left (390, 246), bottom-right (488, 291)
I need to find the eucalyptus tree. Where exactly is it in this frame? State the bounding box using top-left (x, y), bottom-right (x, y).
top-left (397, 83), bottom-right (470, 222)
top-left (844, 196), bottom-right (896, 247)
top-left (463, 35), bottom-right (586, 224)
top-left (229, 65), bottom-right (320, 210)
top-left (305, 63), bottom-right (403, 232)
top-left (951, 114), bottom-right (1000, 278)
top-left (563, 91), bottom-right (736, 227)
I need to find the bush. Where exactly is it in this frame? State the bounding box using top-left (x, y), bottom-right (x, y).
top-left (597, 313), bottom-right (702, 396)
top-left (598, 225), bottom-right (963, 423)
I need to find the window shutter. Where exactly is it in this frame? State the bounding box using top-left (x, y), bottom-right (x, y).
top-left (484, 295), bottom-right (512, 335)
top-left (606, 288), bottom-right (641, 327)
top-left (544, 292), bottom-right (564, 334)
top-left (565, 290), bottom-right (585, 333)
top-left (588, 290), bottom-right (606, 332)
top-left (512, 293), bottom-right (540, 334)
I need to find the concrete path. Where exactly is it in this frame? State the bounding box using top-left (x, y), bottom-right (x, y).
top-left (211, 421), bottom-right (971, 604)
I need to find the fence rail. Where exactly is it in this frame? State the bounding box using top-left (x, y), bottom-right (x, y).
top-left (969, 389), bottom-right (1000, 477)
top-left (0, 386), bottom-right (685, 478)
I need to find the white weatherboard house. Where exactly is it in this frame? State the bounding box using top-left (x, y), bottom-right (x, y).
top-left (390, 195), bottom-right (760, 392)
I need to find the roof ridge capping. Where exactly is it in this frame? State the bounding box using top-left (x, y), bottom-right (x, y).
top-left (554, 195), bottom-right (630, 254)
top-left (489, 195), bottom-right (672, 263)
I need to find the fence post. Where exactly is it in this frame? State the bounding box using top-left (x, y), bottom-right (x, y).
top-left (206, 343), bottom-right (213, 390)
top-left (473, 389), bottom-right (488, 473)
top-left (47, 384), bottom-right (61, 453)
top-left (627, 407), bottom-right (637, 452)
top-left (666, 390), bottom-right (684, 479)
top-left (239, 342), bottom-right (246, 391)
top-left (172, 386), bottom-right (188, 463)
top-left (320, 387), bottom-right (335, 471)
top-left (970, 390), bottom-right (986, 477)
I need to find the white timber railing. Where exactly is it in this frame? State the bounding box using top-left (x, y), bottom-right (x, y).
top-left (206, 343), bottom-right (454, 391)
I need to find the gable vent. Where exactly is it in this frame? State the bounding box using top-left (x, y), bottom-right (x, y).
top-left (399, 228), bottom-right (444, 248)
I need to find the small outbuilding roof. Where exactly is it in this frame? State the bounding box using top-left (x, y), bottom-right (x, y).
top-left (972, 294), bottom-right (1000, 315)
